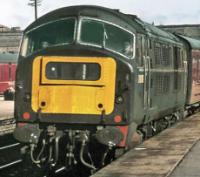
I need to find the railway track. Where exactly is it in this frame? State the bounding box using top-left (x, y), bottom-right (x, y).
top-left (0, 116), bottom-right (21, 171)
top-left (0, 113), bottom-right (198, 177)
top-left (0, 133), bottom-right (46, 177)
top-left (0, 135), bottom-right (22, 170)
top-left (0, 116), bottom-right (15, 135)
top-left (0, 116), bottom-right (44, 177)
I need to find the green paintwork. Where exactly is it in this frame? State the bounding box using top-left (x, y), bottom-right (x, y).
top-left (17, 5), bottom-right (194, 129)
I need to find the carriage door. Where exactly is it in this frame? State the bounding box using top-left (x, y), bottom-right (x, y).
top-left (144, 56), bottom-right (151, 110)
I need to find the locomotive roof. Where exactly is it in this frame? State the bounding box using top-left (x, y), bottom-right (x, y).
top-left (25, 5), bottom-right (182, 45)
top-left (178, 35), bottom-right (200, 50)
top-left (120, 13), bottom-right (182, 44)
top-left (135, 19), bottom-right (181, 43)
top-left (25, 5), bottom-right (141, 32)
top-left (0, 53), bottom-right (18, 63)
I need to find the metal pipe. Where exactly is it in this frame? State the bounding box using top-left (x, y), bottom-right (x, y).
top-left (48, 144), bottom-right (53, 163)
top-left (48, 136), bottom-right (55, 163)
top-left (30, 145), bottom-right (41, 164)
top-left (52, 136), bottom-right (61, 166)
top-left (36, 139), bottom-right (46, 161)
top-left (101, 148), bottom-right (109, 166)
top-left (80, 142), bottom-right (96, 170)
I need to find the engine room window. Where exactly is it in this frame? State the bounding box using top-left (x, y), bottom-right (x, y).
top-left (154, 44), bottom-right (161, 65)
top-left (46, 62), bottom-right (101, 81)
top-left (23, 18), bottom-right (76, 56)
top-left (174, 47), bottom-right (182, 69)
top-left (162, 45), bottom-right (171, 66)
top-left (80, 18), bottom-right (134, 59)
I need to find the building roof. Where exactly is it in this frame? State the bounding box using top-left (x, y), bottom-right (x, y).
top-left (0, 24), bottom-right (22, 33)
top-left (0, 53), bottom-right (18, 63)
top-left (0, 25), bottom-right (10, 32)
top-left (158, 24), bottom-right (200, 28)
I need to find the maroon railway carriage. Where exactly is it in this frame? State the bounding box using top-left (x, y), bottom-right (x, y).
top-left (191, 50), bottom-right (200, 102)
top-left (0, 53), bottom-right (17, 100)
top-left (178, 35), bottom-right (200, 111)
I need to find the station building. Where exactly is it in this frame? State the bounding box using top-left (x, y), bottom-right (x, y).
top-left (0, 24), bottom-right (200, 54)
top-left (159, 24), bottom-right (200, 40)
top-left (0, 25), bottom-right (22, 54)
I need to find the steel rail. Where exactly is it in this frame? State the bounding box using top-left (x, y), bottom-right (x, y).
top-left (0, 159), bottom-right (22, 170)
top-left (0, 143), bottom-right (20, 151)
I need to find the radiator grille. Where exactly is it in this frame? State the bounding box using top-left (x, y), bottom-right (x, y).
top-left (155, 74), bottom-right (170, 94)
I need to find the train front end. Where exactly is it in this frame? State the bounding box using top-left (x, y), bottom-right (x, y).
top-left (14, 6), bottom-right (136, 173)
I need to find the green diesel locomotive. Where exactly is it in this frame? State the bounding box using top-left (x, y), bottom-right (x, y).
top-left (14, 5), bottom-right (200, 175)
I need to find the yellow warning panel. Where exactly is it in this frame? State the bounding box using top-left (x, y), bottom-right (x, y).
top-left (32, 56), bottom-right (116, 115)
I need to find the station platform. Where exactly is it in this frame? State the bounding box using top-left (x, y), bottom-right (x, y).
top-left (0, 96), bottom-right (15, 135)
top-left (0, 96), bottom-right (14, 118)
top-left (92, 113), bottom-right (200, 177)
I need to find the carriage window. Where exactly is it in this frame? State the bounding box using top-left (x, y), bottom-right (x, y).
top-left (80, 19), bottom-right (134, 58)
top-left (23, 18), bottom-right (76, 56)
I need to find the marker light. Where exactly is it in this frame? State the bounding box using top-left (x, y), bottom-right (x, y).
top-left (23, 112), bottom-right (30, 120)
top-left (114, 115), bottom-right (122, 123)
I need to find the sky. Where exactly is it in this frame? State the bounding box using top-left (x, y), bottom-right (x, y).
top-left (0, 0), bottom-right (200, 29)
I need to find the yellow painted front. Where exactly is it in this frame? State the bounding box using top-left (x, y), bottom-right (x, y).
top-left (32, 56), bottom-right (116, 115)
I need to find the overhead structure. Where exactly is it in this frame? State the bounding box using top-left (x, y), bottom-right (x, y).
top-left (28, 0), bottom-right (42, 20)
